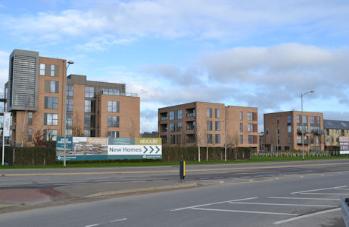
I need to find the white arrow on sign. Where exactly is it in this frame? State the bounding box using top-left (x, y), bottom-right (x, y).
top-left (142, 145), bottom-right (161, 155)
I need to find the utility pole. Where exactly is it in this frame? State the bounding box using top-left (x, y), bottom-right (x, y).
top-left (301, 90), bottom-right (314, 160)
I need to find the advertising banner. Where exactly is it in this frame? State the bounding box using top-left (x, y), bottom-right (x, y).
top-left (340, 137), bottom-right (349, 155)
top-left (56, 137), bottom-right (162, 161)
top-left (3, 112), bottom-right (11, 137)
top-left (56, 136), bottom-right (73, 151)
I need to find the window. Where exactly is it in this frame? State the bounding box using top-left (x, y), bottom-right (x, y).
top-left (102, 88), bottom-right (120, 95)
top-left (288, 125), bottom-right (292, 133)
top-left (85, 87), bottom-right (94, 98)
top-left (107, 116), bottom-right (119, 127)
top-left (27, 128), bottom-right (33, 142)
top-left (207, 108), bottom-right (213, 118)
top-left (66, 98), bottom-right (73, 112)
top-left (84, 114), bottom-right (91, 128)
top-left (40, 64), bottom-right (45, 75)
top-left (240, 135), bottom-right (243, 144)
top-left (170, 122), bottom-right (175, 132)
top-left (108, 101), bottom-right (119, 113)
top-left (108, 131), bottom-right (120, 138)
top-left (215, 121), bottom-right (221, 131)
top-left (247, 112), bottom-right (253, 121)
top-left (248, 135), bottom-right (255, 144)
top-left (44, 113), bottom-right (58, 125)
top-left (85, 100), bottom-right (91, 112)
top-left (45, 81), bottom-right (59, 93)
top-left (207, 121), bottom-right (213, 131)
top-left (66, 114), bottom-right (73, 128)
top-left (215, 109), bottom-right (220, 118)
top-left (66, 129), bottom-right (72, 136)
top-left (50, 65), bottom-right (56, 76)
top-left (287, 115), bottom-right (292, 125)
top-left (44, 129), bottom-right (57, 141)
top-left (240, 112), bottom-right (243, 121)
top-left (177, 110), bottom-right (183, 120)
top-left (207, 134), bottom-right (213, 144)
top-left (169, 111), bottom-right (175, 120)
top-left (248, 123), bottom-right (253, 132)
top-left (45, 96), bottom-right (58, 109)
top-left (302, 115), bottom-right (307, 125)
top-left (177, 121), bottom-right (182, 131)
top-left (67, 85), bottom-right (73, 97)
top-left (28, 112), bottom-right (33, 125)
top-left (215, 134), bottom-right (221, 144)
top-left (240, 123), bottom-right (243, 133)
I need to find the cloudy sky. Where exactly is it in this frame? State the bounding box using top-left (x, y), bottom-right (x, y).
top-left (0, 0), bottom-right (348, 132)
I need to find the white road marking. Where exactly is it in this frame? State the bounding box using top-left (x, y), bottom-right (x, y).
top-left (191, 207), bottom-right (297, 216)
top-left (170, 197), bottom-right (258, 211)
top-left (109, 218), bottom-right (128, 223)
top-left (268, 196), bottom-right (340, 201)
top-left (291, 185), bottom-right (347, 194)
top-left (85, 224), bottom-right (100, 227)
top-left (273, 207), bottom-right (340, 225)
top-left (227, 201), bottom-right (335, 208)
top-left (298, 192), bottom-right (349, 196)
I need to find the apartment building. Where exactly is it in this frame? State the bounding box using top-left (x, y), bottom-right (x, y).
top-left (158, 102), bottom-right (258, 151)
top-left (324, 120), bottom-right (349, 150)
top-left (4, 49), bottom-right (140, 146)
top-left (264, 111), bottom-right (324, 152)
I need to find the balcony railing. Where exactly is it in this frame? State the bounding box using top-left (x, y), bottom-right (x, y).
top-left (99, 91), bottom-right (138, 97)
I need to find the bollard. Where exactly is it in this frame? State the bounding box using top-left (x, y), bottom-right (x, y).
top-left (179, 160), bottom-right (186, 180)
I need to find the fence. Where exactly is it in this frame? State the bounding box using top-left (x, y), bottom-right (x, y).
top-left (1, 147), bottom-right (56, 166)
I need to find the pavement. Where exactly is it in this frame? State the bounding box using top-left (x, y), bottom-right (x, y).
top-left (0, 159), bottom-right (349, 226)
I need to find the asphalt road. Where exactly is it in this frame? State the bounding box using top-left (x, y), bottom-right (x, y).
top-left (0, 163), bottom-right (348, 226)
top-left (2, 159), bottom-right (349, 189)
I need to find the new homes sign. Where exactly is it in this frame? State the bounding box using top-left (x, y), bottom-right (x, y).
top-left (108, 145), bottom-right (162, 159)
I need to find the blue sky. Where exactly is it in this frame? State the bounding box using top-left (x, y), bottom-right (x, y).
top-left (0, 0), bottom-right (349, 132)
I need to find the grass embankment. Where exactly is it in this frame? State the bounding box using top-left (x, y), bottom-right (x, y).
top-left (1, 154), bottom-right (349, 169)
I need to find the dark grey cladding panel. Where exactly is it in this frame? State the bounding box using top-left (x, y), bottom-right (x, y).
top-left (324, 119), bottom-right (349, 130)
top-left (8, 49), bottom-right (39, 111)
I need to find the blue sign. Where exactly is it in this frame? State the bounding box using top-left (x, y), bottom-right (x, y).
top-left (56, 136), bottom-right (73, 151)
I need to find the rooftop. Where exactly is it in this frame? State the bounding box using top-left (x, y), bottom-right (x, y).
top-left (324, 119), bottom-right (349, 130)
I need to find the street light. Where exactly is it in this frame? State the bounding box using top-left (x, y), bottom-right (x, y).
top-left (300, 90), bottom-right (314, 160)
top-left (63, 60), bottom-right (74, 167)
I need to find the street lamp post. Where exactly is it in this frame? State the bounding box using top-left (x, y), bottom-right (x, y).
top-left (300, 90), bottom-right (314, 160)
top-left (63, 60), bottom-right (74, 167)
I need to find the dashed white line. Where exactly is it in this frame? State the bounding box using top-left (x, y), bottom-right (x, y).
top-left (268, 196), bottom-right (340, 201)
top-left (273, 208), bottom-right (340, 225)
top-left (110, 218), bottom-right (128, 223)
top-left (297, 192), bottom-right (349, 196)
top-left (192, 207), bottom-right (297, 216)
top-left (171, 197), bottom-right (258, 211)
top-left (291, 185), bottom-right (347, 195)
top-left (85, 224), bottom-right (100, 227)
top-left (227, 201), bottom-right (335, 208)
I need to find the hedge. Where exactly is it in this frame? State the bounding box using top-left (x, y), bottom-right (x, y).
top-left (0, 146), bottom-right (56, 166)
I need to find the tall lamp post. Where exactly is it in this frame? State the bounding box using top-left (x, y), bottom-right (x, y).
top-left (301, 90), bottom-right (314, 160)
top-left (63, 60), bottom-right (74, 167)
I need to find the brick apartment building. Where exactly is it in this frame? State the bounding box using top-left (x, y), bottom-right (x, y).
top-left (4, 49), bottom-right (140, 146)
top-left (158, 102), bottom-right (258, 151)
top-left (324, 119), bottom-right (349, 151)
top-left (264, 111), bottom-right (324, 152)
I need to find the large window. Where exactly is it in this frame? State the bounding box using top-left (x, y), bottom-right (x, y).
top-left (102, 88), bottom-right (120, 95)
top-left (207, 121), bottom-right (213, 131)
top-left (45, 96), bottom-right (58, 109)
top-left (108, 101), bottom-right (119, 113)
top-left (27, 128), bottom-right (33, 142)
top-left (169, 111), bottom-right (175, 120)
top-left (240, 135), bottom-right (243, 144)
top-left (247, 112), bottom-right (253, 121)
top-left (45, 81), bottom-right (59, 93)
top-left (108, 131), bottom-right (120, 138)
top-left (248, 135), bottom-right (255, 144)
top-left (177, 121), bottom-right (182, 131)
top-left (240, 123), bottom-right (243, 133)
top-left (215, 134), bottom-right (221, 144)
top-left (50, 65), bottom-right (56, 76)
top-left (207, 134), bottom-right (213, 144)
top-left (85, 100), bottom-right (91, 112)
top-left (44, 113), bottom-right (58, 125)
top-left (215, 121), bottom-right (221, 131)
top-left (108, 116), bottom-right (119, 127)
top-left (240, 112), bottom-right (243, 121)
top-left (170, 122), bottom-right (175, 132)
top-left (40, 64), bottom-right (45, 75)
top-left (66, 98), bottom-right (73, 112)
top-left (215, 109), bottom-right (220, 118)
top-left (85, 87), bottom-right (94, 98)
top-left (66, 114), bottom-right (73, 128)
top-left (248, 123), bottom-right (253, 132)
top-left (67, 85), bottom-right (73, 97)
top-left (207, 108), bottom-right (213, 118)
top-left (177, 110), bottom-right (183, 120)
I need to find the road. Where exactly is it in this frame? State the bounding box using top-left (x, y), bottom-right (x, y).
top-left (1, 160), bottom-right (349, 226)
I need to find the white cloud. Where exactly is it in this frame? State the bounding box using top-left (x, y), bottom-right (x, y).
top-left (1, 0), bottom-right (348, 45)
top-left (0, 50), bottom-right (8, 89)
